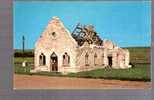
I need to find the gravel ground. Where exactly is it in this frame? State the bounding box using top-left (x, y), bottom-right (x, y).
top-left (14, 74), bottom-right (151, 89)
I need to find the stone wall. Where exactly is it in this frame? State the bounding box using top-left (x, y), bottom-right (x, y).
top-left (76, 42), bottom-right (107, 72)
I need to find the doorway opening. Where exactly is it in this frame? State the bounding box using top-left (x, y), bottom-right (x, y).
top-left (50, 52), bottom-right (58, 72)
top-left (108, 56), bottom-right (112, 67)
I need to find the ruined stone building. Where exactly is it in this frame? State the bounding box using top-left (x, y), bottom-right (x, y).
top-left (32, 16), bottom-right (131, 74)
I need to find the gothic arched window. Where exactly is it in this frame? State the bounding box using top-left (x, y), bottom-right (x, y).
top-left (94, 53), bottom-right (97, 65)
top-left (123, 55), bottom-right (125, 65)
top-left (102, 54), bottom-right (104, 65)
top-left (85, 52), bottom-right (89, 66)
top-left (62, 52), bottom-right (70, 66)
top-left (39, 53), bottom-right (46, 66)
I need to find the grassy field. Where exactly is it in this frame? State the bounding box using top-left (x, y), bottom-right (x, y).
top-left (14, 57), bottom-right (34, 63)
top-left (14, 63), bottom-right (150, 81)
top-left (126, 47), bottom-right (150, 64)
top-left (67, 64), bottom-right (151, 81)
top-left (14, 47), bottom-right (151, 81)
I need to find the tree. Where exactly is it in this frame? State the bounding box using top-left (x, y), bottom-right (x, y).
top-left (72, 23), bottom-right (103, 46)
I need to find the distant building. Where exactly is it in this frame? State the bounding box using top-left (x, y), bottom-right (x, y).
top-left (32, 17), bottom-right (131, 74)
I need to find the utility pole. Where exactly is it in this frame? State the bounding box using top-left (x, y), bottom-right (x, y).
top-left (22, 35), bottom-right (25, 61)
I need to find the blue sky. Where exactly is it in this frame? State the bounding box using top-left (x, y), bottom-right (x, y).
top-left (13, 1), bottom-right (151, 49)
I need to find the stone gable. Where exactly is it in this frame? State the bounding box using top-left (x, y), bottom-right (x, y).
top-left (35, 16), bottom-right (77, 51)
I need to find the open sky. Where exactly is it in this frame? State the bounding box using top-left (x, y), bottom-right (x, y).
top-left (13, 1), bottom-right (151, 49)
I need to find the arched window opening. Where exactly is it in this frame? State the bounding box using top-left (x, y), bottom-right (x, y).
top-left (39, 55), bottom-right (42, 65)
top-left (102, 54), bottom-right (104, 65)
top-left (85, 52), bottom-right (89, 66)
top-left (123, 55), bottom-right (125, 65)
top-left (94, 53), bottom-right (97, 66)
top-left (62, 52), bottom-right (70, 66)
top-left (39, 53), bottom-right (46, 66)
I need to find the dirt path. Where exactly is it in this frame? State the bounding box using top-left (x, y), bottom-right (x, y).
top-left (14, 74), bottom-right (151, 89)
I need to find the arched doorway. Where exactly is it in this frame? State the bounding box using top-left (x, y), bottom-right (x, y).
top-left (50, 52), bottom-right (58, 72)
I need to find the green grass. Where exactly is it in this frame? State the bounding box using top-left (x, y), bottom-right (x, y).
top-left (14, 47), bottom-right (151, 81)
top-left (67, 64), bottom-right (151, 81)
top-left (126, 47), bottom-right (150, 64)
top-left (14, 64), bottom-right (32, 74)
top-left (14, 57), bottom-right (34, 63)
top-left (14, 63), bottom-right (151, 82)
top-left (14, 63), bottom-right (63, 76)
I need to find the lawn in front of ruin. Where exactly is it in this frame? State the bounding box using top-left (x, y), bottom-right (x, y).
top-left (14, 62), bottom-right (151, 81)
top-left (14, 47), bottom-right (151, 82)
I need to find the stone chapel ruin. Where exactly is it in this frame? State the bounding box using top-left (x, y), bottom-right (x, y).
top-left (32, 16), bottom-right (131, 74)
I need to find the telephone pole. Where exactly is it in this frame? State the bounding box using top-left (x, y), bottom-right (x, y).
top-left (22, 35), bottom-right (25, 61)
